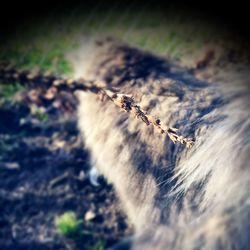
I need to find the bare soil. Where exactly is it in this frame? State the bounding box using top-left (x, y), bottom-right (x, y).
top-left (0, 88), bottom-right (132, 250)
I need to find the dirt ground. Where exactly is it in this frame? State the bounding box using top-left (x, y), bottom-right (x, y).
top-left (0, 87), bottom-right (132, 250)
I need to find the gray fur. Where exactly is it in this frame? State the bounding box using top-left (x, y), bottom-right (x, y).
top-left (70, 40), bottom-right (250, 249)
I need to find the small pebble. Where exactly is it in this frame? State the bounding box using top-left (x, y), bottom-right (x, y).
top-left (84, 210), bottom-right (96, 221)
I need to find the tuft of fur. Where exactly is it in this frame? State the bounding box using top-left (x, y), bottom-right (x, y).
top-left (72, 40), bottom-right (250, 249)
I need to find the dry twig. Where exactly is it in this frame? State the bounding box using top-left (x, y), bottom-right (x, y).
top-left (0, 63), bottom-right (194, 148)
top-left (102, 89), bottom-right (194, 148)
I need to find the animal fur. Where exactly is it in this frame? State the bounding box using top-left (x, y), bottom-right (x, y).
top-left (71, 39), bottom-right (250, 249)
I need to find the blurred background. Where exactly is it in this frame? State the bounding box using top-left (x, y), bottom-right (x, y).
top-left (0, 1), bottom-right (249, 249)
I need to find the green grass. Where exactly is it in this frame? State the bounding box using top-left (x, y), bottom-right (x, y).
top-left (0, 7), bottom-right (246, 76)
top-left (55, 211), bottom-right (82, 237)
top-left (55, 211), bottom-right (107, 249)
top-left (89, 240), bottom-right (106, 250)
top-left (0, 83), bottom-right (26, 106)
top-left (0, 83), bottom-right (25, 99)
top-left (33, 109), bottom-right (49, 123)
top-left (0, 20), bottom-right (74, 75)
